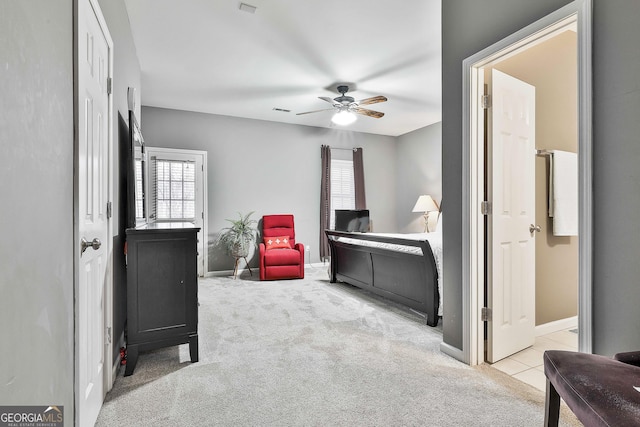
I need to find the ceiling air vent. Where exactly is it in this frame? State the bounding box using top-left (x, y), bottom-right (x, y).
top-left (272, 108), bottom-right (291, 113)
top-left (239, 3), bottom-right (257, 14)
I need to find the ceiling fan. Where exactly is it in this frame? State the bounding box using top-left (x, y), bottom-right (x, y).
top-left (296, 85), bottom-right (387, 123)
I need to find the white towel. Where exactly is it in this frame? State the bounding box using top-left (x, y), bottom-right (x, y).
top-left (549, 150), bottom-right (578, 236)
top-left (548, 153), bottom-right (554, 217)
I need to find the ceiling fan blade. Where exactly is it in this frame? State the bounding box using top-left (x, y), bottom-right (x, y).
top-left (353, 107), bottom-right (385, 118)
top-left (319, 96), bottom-right (338, 105)
top-left (357, 95), bottom-right (387, 106)
top-left (296, 108), bottom-right (334, 116)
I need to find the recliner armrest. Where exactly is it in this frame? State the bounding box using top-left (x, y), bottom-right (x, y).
top-left (613, 350), bottom-right (640, 367)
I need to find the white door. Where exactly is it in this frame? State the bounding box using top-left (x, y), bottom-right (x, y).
top-left (77, 0), bottom-right (112, 424)
top-left (487, 69), bottom-right (536, 363)
top-left (146, 148), bottom-right (208, 276)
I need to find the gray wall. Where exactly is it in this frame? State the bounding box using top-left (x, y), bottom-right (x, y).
top-left (591, 0), bottom-right (640, 355)
top-left (0, 0), bottom-right (140, 412)
top-left (0, 0), bottom-right (75, 417)
top-left (442, 0), bottom-right (640, 356)
top-left (396, 122), bottom-right (442, 233)
top-left (97, 0), bottom-right (141, 364)
top-left (99, 0), bottom-right (142, 235)
top-left (141, 107), bottom-right (399, 271)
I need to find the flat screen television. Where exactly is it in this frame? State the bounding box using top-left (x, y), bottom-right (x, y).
top-left (335, 209), bottom-right (370, 232)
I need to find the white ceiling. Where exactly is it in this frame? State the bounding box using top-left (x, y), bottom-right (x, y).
top-left (124, 0), bottom-right (441, 137)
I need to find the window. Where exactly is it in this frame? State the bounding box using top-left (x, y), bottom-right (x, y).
top-left (152, 159), bottom-right (196, 220)
top-left (145, 147), bottom-right (207, 277)
top-left (330, 159), bottom-right (355, 228)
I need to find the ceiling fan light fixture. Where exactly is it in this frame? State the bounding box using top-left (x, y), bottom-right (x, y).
top-left (297, 85), bottom-right (386, 123)
top-left (331, 110), bottom-right (357, 126)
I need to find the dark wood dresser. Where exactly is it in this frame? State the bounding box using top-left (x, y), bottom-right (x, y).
top-left (124, 222), bottom-right (200, 376)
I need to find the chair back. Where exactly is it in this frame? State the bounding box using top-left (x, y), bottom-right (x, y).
top-left (262, 214), bottom-right (296, 246)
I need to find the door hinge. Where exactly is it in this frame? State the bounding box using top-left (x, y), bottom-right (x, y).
top-left (106, 326), bottom-right (112, 345)
top-left (480, 201), bottom-right (491, 215)
top-left (481, 94), bottom-right (491, 109)
top-left (106, 201), bottom-right (112, 218)
top-left (481, 307), bottom-right (492, 322)
top-left (107, 77), bottom-right (113, 95)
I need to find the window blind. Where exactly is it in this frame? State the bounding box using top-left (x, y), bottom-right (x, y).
top-left (330, 159), bottom-right (355, 229)
top-left (149, 156), bottom-right (196, 221)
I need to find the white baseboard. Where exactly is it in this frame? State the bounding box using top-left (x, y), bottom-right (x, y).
top-left (108, 331), bottom-right (126, 389)
top-left (205, 269), bottom-right (238, 278)
top-left (440, 342), bottom-right (467, 364)
top-left (204, 263), bottom-right (329, 278)
top-left (307, 262), bottom-right (329, 268)
top-left (535, 316), bottom-right (578, 337)
top-left (111, 355), bottom-right (121, 385)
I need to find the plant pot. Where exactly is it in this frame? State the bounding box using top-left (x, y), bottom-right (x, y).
top-left (231, 240), bottom-right (250, 258)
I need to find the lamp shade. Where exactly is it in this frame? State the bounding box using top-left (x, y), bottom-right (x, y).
top-left (331, 110), bottom-right (357, 126)
top-left (412, 195), bottom-right (438, 213)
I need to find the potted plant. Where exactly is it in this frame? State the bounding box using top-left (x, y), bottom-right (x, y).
top-left (218, 211), bottom-right (257, 258)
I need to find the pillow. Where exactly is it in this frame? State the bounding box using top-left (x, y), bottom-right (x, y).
top-left (264, 236), bottom-right (291, 250)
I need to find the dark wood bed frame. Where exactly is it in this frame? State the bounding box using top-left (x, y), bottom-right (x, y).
top-left (325, 230), bottom-right (440, 327)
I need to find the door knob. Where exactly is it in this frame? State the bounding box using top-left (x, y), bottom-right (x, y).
top-left (81, 237), bottom-right (102, 254)
top-left (529, 224), bottom-right (541, 234)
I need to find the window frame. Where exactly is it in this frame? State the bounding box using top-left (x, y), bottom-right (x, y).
top-left (330, 158), bottom-right (355, 229)
top-left (152, 158), bottom-right (197, 222)
top-left (144, 147), bottom-right (208, 277)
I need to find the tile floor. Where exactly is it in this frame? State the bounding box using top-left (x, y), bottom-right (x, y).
top-left (489, 328), bottom-right (578, 391)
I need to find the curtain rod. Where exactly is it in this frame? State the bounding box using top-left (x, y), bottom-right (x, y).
top-left (330, 147), bottom-right (360, 152)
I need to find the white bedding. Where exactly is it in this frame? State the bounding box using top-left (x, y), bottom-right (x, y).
top-left (335, 230), bottom-right (444, 316)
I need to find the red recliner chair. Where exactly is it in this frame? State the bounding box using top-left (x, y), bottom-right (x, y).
top-left (259, 214), bottom-right (304, 280)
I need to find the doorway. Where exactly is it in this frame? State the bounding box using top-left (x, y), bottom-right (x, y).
top-left (484, 27), bottom-right (580, 363)
top-left (145, 147), bottom-right (208, 276)
top-left (461, 0), bottom-right (593, 366)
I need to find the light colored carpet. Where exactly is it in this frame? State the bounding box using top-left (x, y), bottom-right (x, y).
top-left (97, 266), bottom-right (580, 426)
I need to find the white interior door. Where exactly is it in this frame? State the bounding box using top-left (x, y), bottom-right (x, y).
top-left (78, 0), bottom-right (112, 424)
top-left (487, 69), bottom-right (536, 363)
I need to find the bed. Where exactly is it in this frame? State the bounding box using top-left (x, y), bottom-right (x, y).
top-left (325, 228), bottom-right (442, 327)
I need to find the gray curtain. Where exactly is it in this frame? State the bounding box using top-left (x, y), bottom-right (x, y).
top-left (320, 145), bottom-right (331, 260)
top-left (353, 147), bottom-right (366, 209)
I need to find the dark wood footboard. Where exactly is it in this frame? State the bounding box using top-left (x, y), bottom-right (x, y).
top-left (325, 230), bottom-right (440, 327)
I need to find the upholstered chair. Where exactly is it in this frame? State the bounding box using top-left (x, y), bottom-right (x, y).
top-left (544, 349), bottom-right (640, 426)
top-left (259, 214), bottom-right (304, 280)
